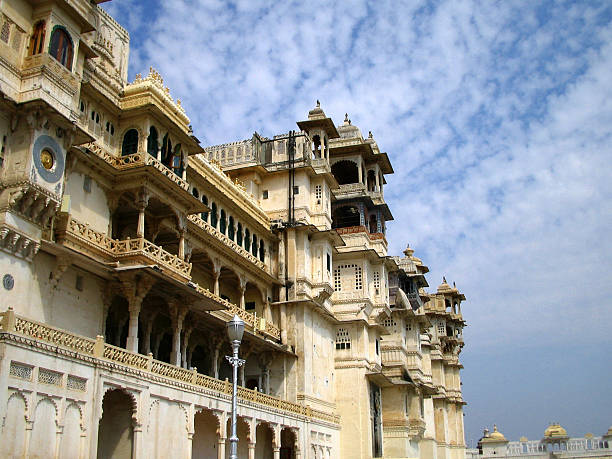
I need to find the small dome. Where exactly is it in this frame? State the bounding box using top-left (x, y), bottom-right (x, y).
top-left (308, 100), bottom-right (326, 120)
top-left (519, 436), bottom-right (528, 442)
top-left (480, 425), bottom-right (508, 443)
top-left (490, 425), bottom-right (507, 441)
top-left (437, 277), bottom-right (452, 293)
top-left (603, 426), bottom-right (612, 438)
top-left (544, 423), bottom-right (568, 438)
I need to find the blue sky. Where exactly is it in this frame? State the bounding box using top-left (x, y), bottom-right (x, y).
top-left (102, 0), bottom-right (612, 445)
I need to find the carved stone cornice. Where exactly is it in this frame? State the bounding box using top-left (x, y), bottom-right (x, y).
top-left (0, 224), bottom-right (40, 261)
top-left (0, 182), bottom-right (61, 228)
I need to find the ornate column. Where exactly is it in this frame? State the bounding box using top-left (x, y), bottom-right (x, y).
top-left (239, 275), bottom-right (247, 310)
top-left (182, 326), bottom-right (194, 368)
top-left (132, 421), bottom-right (143, 459)
top-left (248, 442), bottom-right (256, 459)
top-left (142, 311), bottom-right (158, 355)
top-left (119, 273), bottom-right (155, 353)
top-left (136, 189), bottom-right (149, 238)
top-left (212, 259), bottom-right (222, 296)
top-left (177, 214), bottom-right (187, 260)
top-left (217, 412), bottom-right (227, 459)
top-left (280, 304), bottom-right (287, 345)
top-left (170, 301), bottom-right (188, 366)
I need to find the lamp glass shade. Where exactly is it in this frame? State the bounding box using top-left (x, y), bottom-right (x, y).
top-left (227, 315), bottom-right (245, 342)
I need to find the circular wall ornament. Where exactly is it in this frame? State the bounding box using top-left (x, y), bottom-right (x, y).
top-left (33, 135), bottom-right (64, 183)
top-left (3, 274), bottom-right (14, 290)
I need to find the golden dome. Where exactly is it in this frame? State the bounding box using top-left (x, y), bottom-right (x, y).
top-left (481, 425), bottom-right (508, 443)
top-left (489, 425), bottom-right (507, 441)
top-left (544, 423), bottom-right (568, 438)
top-left (519, 436), bottom-right (528, 442)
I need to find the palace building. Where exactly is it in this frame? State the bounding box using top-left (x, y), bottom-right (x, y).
top-left (0, 1), bottom-right (467, 458)
top-left (467, 424), bottom-right (612, 458)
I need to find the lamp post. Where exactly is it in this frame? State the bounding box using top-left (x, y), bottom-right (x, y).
top-left (226, 315), bottom-right (245, 459)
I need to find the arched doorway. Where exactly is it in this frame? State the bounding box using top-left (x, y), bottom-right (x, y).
top-left (225, 417), bottom-right (249, 459)
top-left (192, 409), bottom-right (220, 458)
top-left (255, 422), bottom-right (275, 458)
top-left (281, 428), bottom-right (297, 459)
top-left (97, 389), bottom-right (135, 459)
top-left (331, 160), bottom-right (358, 185)
top-left (332, 206), bottom-right (361, 229)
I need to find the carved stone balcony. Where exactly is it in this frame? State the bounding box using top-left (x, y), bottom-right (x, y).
top-left (334, 225), bottom-right (388, 256)
top-left (54, 215), bottom-right (192, 282)
top-left (83, 143), bottom-right (189, 191)
top-left (20, 53), bottom-right (80, 119)
top-left (0, 309), bottom-right (335, 423)
top-left (187, 214), bottom-right (268, 274)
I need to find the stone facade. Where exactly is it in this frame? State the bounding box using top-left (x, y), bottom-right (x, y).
top-left (0, 1), bottom-right (467, 458)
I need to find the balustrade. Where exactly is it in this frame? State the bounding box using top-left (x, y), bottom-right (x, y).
top-left (83, 143), bottom-right (189, 191)
top-left (0, 309), bottom-right (336, 423)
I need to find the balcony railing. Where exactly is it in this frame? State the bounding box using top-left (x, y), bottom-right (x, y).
top-left (187, 214), bottom-right (268, 273)
top-left (191, 284), bottom-right (280, 341)
top-left (335, 225), bottom-right (386, 242)
top-left (57, 216), bottom-right (280, 340)
top-left (0, 309), bottom-right (336, 424)
top-left (83, 143), bottom-right (189, 191)
top-left (57, 216), bottom-right (192, 280)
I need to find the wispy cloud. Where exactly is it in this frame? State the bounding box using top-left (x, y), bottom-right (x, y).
top-left (104, 0), bottom-right (612, 444)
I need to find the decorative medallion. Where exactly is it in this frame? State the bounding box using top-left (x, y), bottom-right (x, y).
top-left (3, 274), bottom-right (14, 290)
top-left (33, 135), bottom-right (64, 183)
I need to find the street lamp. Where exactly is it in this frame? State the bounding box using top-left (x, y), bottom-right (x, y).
top-left (226, 315), bottom-right (245, 459)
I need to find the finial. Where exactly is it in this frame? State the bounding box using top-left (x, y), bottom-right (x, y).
top-left (369, 131), bottom-right (373, 138)
top-left (494, 424), bottom-right (498, 431)
top-left (453, 281), bottom-right (456, 288)
top-left (344, 113), bottom-right (349, 122)
top-left (443, 276), bottom-right (447, 284)
top-left (316, 99), bottom-right (320, 107)
top-left (348, 119), bottom-right (351, 125)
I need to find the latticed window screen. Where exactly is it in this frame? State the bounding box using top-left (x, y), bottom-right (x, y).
top-left (333, 268), bottom-right (341, 291)
top-left (315, 185), bottom-right (322, 202)
top-left (39, 368), bottom-right (62, 386)
top-left (335, 328), bottom-right (351, 350)
top-left (0, 19), bottom-right (10, 43)
top-left (334, 264), bottom-right (363, 291)
top-left (437, 323), bottom-right (445, 336)
top-left (382, 318), bottom-right (396, 328)
top-left (355, 266), bottom-right (362, 290)
top-left (67, 375), bottom-right (87, 391)
top-left (373, 271), bottom-right (380, 293)
top-left (9, 362), bottom-right (32, 381)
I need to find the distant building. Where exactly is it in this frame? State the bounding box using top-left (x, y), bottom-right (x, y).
top-left (466, 424), bottom-right (612, 458)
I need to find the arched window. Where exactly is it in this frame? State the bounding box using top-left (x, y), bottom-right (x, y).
top-left (200, 195), bottom-right (209, 221)
top-left (331, 160), bottom-right (359, 185)
top-left (121, 129), bottom-right (138, 156)
top-left (49, 26), bottom-right (73, 70)
top-left (367, 170), bottom-right (376, 192)
top-left (210, 202), bottom-right (218, 228)
top-left (228, 216), bottom-right (235, 240)
top-left (251, 234), bottom-right (257, 257)
top-left (236, 223), bottom-right (243, 246)
top-left (259, 241), bottom-right (265, 262)
top-left (192, 187), bottom-right (199, 199)
top-left (312, 134), bottom-right (321, 158)
top-left (172, 144), bottom-right (183, 176)
top-left (219, 209), bottom-right (227, 235)
top-left (160, 134), bottom-right (172, 167)
top-left (29, 21), bottom-right (45, 56)
top-left (332, 206), bottom-right (361, 229)
top-left (369, 214), bottom-right (378, 233)
top-left (147, 126), bottom-right (158, 157)
top-left (244, 229), bottom-right (250, 252)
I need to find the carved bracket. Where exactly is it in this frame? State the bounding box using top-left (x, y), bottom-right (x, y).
top-left (0, 225), bottom-right (40, 261)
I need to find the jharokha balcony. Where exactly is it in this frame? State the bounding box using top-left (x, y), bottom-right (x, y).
top-left (0, 309), bottom-right (336, 424)
top-left (52, 215), bottom-right (280, 341)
